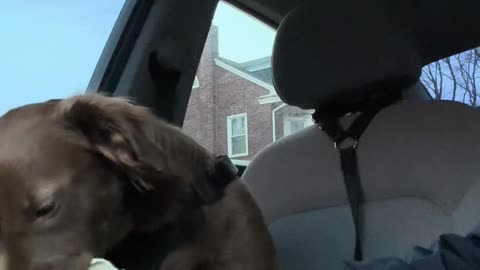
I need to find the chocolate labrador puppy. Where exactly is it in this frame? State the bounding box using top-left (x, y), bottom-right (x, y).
top-left (0, 94), bottom-right (277, 270)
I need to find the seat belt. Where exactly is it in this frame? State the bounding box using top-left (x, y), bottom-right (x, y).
top-left (312, 92), bottom-right (400, 261)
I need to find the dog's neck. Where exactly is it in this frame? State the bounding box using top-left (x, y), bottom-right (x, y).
top-left (190, 155), bottom-right (239, 205)
top-left (105, 155), bottom-right (239, 270)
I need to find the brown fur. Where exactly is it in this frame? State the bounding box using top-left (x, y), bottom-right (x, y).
top-left (0, 94), bottom-right (277, 270)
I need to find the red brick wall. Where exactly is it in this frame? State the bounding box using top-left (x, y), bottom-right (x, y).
top-left (183, 27), bottom-right (218, 153)
top-left (183, 26), bottom-right (315, 161)
top-left (183, 27), bottom-right (275, 159)
top-left (213, 65), bottom-right (271, 160)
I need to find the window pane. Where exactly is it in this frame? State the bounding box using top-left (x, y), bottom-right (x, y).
top-left (0, 1), bottom-right (125, 115)
top-left (231, 135), bottom-right (247, 156)
top-left (183, 1), bottom-right (314, 163)
top-left (421, 48), bottom-right (480, 106)
top-left (231, 116), bottom-right (246, 136)
top-left (291, 119), bottom-right (306, 133)
top-left (284, 118), bottom-right (305, 136)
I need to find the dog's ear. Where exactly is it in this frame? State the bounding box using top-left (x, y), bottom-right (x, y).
top-left (59, 95), bottom-right (173, 192)
top-left (57, 94), bottom-right (215, 231)
top-left (57, 94), bottom-right (217, 232)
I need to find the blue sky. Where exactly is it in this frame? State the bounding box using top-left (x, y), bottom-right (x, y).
top-left (0, 1), bottom-right (125, 115)
top-left (213, 2), bottom-right (275, 62)
top-left (0, 1), bottom-right (275, 115)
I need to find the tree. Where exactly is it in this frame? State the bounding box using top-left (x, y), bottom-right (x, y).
top-left (420, 48), bottom-right (480, 106)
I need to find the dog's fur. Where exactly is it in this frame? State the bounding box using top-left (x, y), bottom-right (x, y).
top-left (0, 94), bottom-right (277, 270)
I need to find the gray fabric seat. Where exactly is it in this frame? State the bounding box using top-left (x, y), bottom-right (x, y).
top-left (242, 1), bottom-right (480, 269)
top-left (245, 101), bottom-right (480, 269)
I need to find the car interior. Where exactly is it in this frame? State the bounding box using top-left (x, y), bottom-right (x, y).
top-left (2, 0), bottom-right (480, 269)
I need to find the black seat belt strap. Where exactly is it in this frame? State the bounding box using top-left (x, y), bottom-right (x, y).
top-left (340, 146), bottom-right (363, 261)
top-left (313, 93), bottom-right (400, 261)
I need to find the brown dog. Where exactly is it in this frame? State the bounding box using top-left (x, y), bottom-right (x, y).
top-left (0, 94), bottom-right (277, 270)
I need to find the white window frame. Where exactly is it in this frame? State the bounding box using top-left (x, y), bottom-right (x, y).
top-left (230, 159), bottom-right (250, 166)
top-left (227, 113), bottom-right (248, 157)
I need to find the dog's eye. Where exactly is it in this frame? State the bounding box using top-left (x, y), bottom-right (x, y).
top-left (35, 200), bottom-right (57, 219)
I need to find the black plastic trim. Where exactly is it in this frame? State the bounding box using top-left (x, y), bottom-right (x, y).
top-left (88, 0), bottom-right (155, 94)
top-left (225, 0), bottom-right (278, 29)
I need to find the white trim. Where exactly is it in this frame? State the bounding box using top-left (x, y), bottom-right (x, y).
top-left (227, 113), bottom-right (249, 157)
top-left (272, 103), bottom-right (286, 142)
top-left (215, 59), bottom-right (275, 95)
top-left (192, 76), bottom-right (200, 89)
top-left (258, 93), bottom-right (281, 104)
top-left (245, 62), bottom-right (271, 72)
top-left (230, 159), bottom-right (250, 166)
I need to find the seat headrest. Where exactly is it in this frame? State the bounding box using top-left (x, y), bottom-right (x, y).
top-left (272, 0), bottom-right (422, 109)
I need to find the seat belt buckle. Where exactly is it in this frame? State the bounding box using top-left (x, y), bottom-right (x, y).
top-left (334, 137), bottom-right (358, 150)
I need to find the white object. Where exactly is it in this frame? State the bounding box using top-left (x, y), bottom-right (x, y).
top-left (90, 258), bottom-right (121, 270)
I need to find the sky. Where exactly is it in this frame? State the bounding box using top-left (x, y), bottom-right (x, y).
top-left (0, 1), bottom-right (125, 115)
top-left (0, 1), bottom-right (463, 115)
top-left (212, 2), bottom-right (275, 62)
top-left (0, 1), bottom-right (275, 115)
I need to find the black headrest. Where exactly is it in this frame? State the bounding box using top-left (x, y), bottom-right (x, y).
top-left (272, 0), bottom-right (422, 110)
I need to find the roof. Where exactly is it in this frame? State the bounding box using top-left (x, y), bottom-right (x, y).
top-left (216, 55), bottom-right (273, 85)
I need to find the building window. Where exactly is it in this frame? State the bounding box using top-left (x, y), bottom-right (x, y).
top-left (227, 113), bottom-right (248, 157)
top-left (284, 116), bottom-right (314, 137)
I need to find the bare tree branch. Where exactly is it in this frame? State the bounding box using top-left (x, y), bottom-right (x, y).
top-left (421, 77), bottom-right (436, 93)
top-left (443, 57), bottom-right (458, 101)
top-left (421, 62), bottom-right (443, 99)
top-left (471, 50), bottom-right (479, 105)
top-left (456, 54), bottom-right (471, 90)
top-left (436, 61), bottom-right (444, 98)
top-left (422, 47), bottom-right (480, 106)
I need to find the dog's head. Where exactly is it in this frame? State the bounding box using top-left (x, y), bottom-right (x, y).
top-left (0, 95), bottom-right (212, 270)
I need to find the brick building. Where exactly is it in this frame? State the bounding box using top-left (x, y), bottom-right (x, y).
top-left (183, 26), bottom-right (313, 163)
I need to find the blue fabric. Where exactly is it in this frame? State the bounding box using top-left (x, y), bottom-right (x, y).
top-left (343, 226), bottom-right (480, 270)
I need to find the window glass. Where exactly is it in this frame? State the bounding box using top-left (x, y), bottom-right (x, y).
top-left (227, 114), bottom-right (248, 157)
top-left (192, 76), bottom-right (200, 89)
top-left (284, 116), bottom-right (314, 137)
top-left (421, 48), bottom-right (480, 106)
top-left (183, 1), bottom-right (313, 163)
top-left (0, 1), bottom-right (126, 115)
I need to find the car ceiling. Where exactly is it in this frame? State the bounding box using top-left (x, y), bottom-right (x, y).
top-left (229, 0), bottom-right (300, 25)
top-left (231, 0), bottom-right (480, 65)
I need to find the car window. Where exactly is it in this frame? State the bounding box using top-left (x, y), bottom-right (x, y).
top-left (421, 48), bottom-right (480, 106)
top-left (183, 1), bottom-right (314, 164)
top-left (0, 1), bottom-right (126, 115)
